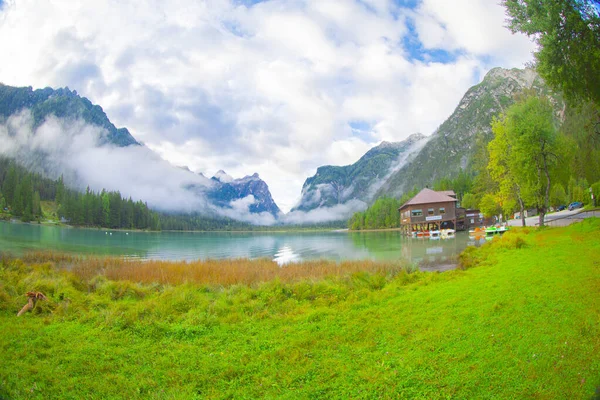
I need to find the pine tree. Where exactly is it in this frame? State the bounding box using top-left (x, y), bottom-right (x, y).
top-left (13, 181), bottom-right (23, 216)
top-left (2, 165), bottom-right (17, 207)
top-left (32, 191), bottom-right (41, 217)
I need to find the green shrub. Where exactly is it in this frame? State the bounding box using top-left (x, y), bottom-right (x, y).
top-left (495, 231), bottom-right (528, 249)
top-left (458, 246), bottom-right (483, 270)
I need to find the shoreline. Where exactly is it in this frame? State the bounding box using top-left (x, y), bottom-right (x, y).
top-left (347, 227), bottom-right (403, 233)
top-left (0, 218), bottom-right (347, 234)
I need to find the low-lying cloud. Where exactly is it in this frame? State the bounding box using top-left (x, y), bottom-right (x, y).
top-left (0, 111), bottom-right (359, 225)
top-left (218, 195), bottom-right (278, 226)
top-left (0, 111), bottom-right (213, 213)
top-left (282, 199), bottom-right (367, 225)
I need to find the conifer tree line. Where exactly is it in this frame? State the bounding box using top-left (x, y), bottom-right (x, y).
top-left (157, 213), bottom-right (250, 231)
top-left (0, 158), bottom-right (51, 222)
top-left (0, 158), bottom-right (160, 230)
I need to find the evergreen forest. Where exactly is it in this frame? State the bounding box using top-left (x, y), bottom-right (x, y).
top-left (0, 158), bottom-right (160, 230)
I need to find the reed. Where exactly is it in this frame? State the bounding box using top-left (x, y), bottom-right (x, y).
top-left (13, 251), bottom-right (413, 287)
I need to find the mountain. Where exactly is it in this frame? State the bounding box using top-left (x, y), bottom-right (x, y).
top-left (0, 84), bottom-right (139, 147)
top-left (0, 83), bottom-right (282, 220)
top-left (376, 67), bottom-right (557, 198)
top-left (208, 171), bottom-right (281, 216)
top-left (292, 133), bottom-right (428, 213)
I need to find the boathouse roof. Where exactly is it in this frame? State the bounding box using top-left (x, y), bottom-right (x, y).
top-left (398, 188), bottom-right (457, 211)
top-left (436, 190), bottom-right (456, 198)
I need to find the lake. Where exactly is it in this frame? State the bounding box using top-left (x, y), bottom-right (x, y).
top-left (0, 221), bottom-right (477, 265)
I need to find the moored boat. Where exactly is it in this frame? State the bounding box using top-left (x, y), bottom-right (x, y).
top-left (441, 228), bottom-right (455, 239)
top-left (469, 227), bottom-right (485, 239)
top-left (485, 225), bottom-right (509, 236)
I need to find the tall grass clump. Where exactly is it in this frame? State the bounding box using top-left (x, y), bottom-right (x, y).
top-left (458, 245), bottom-right (488, 270)
top-left (17, 251), bottom-right (417, 287)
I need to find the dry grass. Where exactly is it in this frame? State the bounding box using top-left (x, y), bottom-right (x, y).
top-left (16, 250), bottom-right (413, 286)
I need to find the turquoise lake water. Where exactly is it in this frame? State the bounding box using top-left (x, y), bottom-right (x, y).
top-left (0, 221), bottom-right (476, 265)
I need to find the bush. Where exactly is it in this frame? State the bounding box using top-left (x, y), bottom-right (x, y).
top-left (458, 246), bottom-right (483, 270)
top-left (495, 231), bottom-right (528, 249)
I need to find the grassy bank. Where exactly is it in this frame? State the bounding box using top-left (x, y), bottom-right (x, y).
top-left (1, 220), bottom-right (599, 399)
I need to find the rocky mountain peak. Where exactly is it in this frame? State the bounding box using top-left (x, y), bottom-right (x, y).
top-left (213, 170), bottom-right (234, 183)
top-left (484, 67), bottom-right (539, 87)
top-left (0, 84), bottom-right (139, 147)
top-left (376, 67), bottom-right (558, 199)
top-left (291, 133), bottom-right (429, 214)
top-left (203, 171), bottom-right (280, 216)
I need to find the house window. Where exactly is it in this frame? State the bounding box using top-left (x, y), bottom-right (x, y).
top-left (428, 208), bottom-right (435, 215)
top-left (411, 209), bottom-right (422, 217)
top-left (439, 207), bottom-right (445, 214)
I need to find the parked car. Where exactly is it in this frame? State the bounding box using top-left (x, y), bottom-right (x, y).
top-left (568, 201), bottom-right (583, 211)
top-left (556, 205), bottom-right (567, 211)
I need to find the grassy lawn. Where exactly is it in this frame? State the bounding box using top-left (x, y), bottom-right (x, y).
top-left (1, 220), bottom-right (599, 399)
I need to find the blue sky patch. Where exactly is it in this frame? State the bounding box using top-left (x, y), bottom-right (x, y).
top-left (222, 20), bottom-right (249, 38)
top-left (233, 0), bottom-right (269, 7)
top-left (393, 0), bottom-right (420, 8)
top-left (349, 120), bottom-right (375, 141)
top-left (402, 15), bottom-right (463, 64)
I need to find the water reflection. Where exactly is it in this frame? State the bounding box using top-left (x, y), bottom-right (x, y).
top-left (273, 246), bottom-right (300, 265)
top-left (0, 222), bottom-right (474, 265)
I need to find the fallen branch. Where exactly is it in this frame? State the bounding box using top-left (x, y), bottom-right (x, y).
top-left (17, 292), bottom-right (48, 317)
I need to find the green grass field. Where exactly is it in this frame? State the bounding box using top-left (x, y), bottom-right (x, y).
top-left (1, 220), bottom-right (599, 399)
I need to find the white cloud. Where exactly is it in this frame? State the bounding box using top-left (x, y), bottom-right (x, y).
top-left (219, 195), bottom-right (278, 225)
top-left (0, 111), bottom-right (213, 212)
top-left (413, 0), bottom-right (535, 64)
top-left (0, 0), bottom-right (536, 214)
top-left (0, 111), bottom-right (285, 224)
top-left (283, 199), bottom-right (368, 225)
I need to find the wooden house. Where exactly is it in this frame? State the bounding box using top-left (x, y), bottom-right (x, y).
top-left (464, 209), bottom-right (486, 229)
top-left (398, 188), bottom-right (458, 235)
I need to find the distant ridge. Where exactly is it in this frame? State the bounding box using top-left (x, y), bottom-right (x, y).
top-left (208, 172), bottom-right (281, 216)
top-left (291, 133), bottom-right (428, 214)
top-left (376, 67), bottom-right (557, 198)
top-left (0, 84), bottom-right (139, 147)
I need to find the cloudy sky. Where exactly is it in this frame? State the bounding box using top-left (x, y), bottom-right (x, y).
top-left (0, 0), bottom-right (535, 212)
